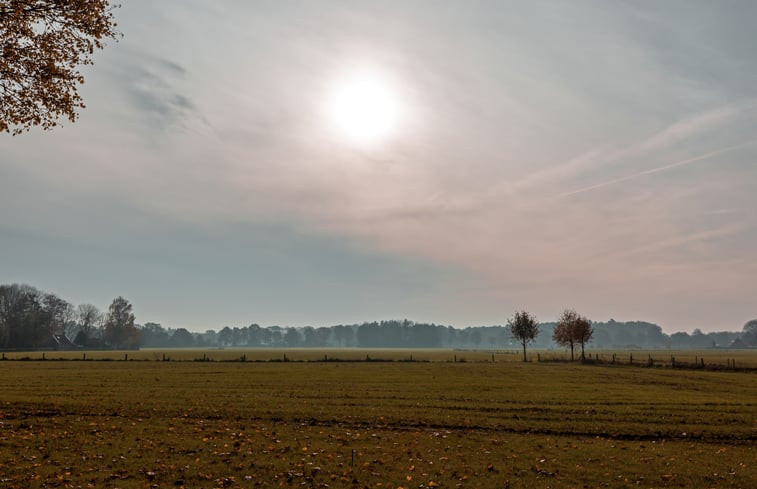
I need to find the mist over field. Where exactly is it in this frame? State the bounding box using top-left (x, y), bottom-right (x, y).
top-left (2, 282), bottom-right (756, 352)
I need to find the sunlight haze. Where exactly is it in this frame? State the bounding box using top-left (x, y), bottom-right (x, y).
top-left (326, 66), bottom-right (402, 146)
top-left (2, 0), bottom-right (756, 333)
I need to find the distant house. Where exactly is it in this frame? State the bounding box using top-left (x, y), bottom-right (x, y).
top-left (51, 334), bottom-right (77, 350)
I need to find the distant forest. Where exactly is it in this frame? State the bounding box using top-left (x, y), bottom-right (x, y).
top-left (1, 283), bottom-right (756, 351)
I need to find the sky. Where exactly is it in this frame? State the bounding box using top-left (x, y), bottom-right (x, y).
top-left (2, 1), bottom-right (756, 333)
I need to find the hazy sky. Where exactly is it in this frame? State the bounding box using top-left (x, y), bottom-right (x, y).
top-left (2, 1), bottom-right (756, 332)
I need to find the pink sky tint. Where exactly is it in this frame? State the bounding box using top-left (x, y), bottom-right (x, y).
top-left (2, 1), bottom-right (757, 332)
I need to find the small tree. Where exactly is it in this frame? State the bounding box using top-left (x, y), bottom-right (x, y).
top-left (302, 326), bottom-right (317, 346)
top-left (573, 315), bottom-right (593, 360)
top-left (171, 328), bottom-right (195, 348)
top-left (507, 310), bottom-right (539, 362)
top-left (553, 309), bottom-right (576, 360)
top-left (553, 309), bottom-right (582, 361)
top-left (741, 319), bottom-right (757, 347)
top-left (42, 293), bottom-right (71, 336)
top-left (103, 296), bottom-right (139, 349)
top-left (217, 326), bottom-right (232, 346)
top-left (283, 327), bottom-right (301, 347)
top-left (553, 309), bottom-right (593, 360)
top-left (75, 303), bottom-right (103, 346)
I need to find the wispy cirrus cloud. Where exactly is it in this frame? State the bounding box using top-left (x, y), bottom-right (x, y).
top-left (511, 100), bottom-right (757, 196)
top-left (557, 138), bottom-right (757, 198)
top-left (3, 0), bottom-right (757, 331)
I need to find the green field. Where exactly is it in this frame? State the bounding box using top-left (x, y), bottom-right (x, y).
top-left (1, 352), bottom-right (755, 488)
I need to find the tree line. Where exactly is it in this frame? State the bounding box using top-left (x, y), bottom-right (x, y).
top-left (0, 284), bottom-right (138, 350)
top-left (1, 283), bottom-right (754, 351)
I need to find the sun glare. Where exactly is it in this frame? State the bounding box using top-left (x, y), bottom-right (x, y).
top-left (326, 69), bottom-right (399, 146)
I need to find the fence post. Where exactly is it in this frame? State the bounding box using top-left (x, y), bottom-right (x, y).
top-left (671, 356), bottom-right (675, 368)
top-left (629, 353), bottom-right (633, 365)
top-left (124, 353), bottom-right (128, 361)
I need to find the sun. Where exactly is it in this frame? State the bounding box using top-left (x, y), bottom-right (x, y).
top-left (326, 69), bottom-right (400, 146)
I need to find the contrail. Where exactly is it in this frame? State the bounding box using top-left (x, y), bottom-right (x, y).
top-left (558, 139), bottom-right (757, 198)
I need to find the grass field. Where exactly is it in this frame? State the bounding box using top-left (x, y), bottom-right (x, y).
top-left (3, 347), bottom-right (757, 368)
top-left (0, 351), bottom-right (755, 488)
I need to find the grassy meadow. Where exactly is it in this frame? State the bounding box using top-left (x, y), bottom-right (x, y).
top-left (0, 351), bottom-right (755, 488)
top-left (3, 347), bottom-right (757, 367)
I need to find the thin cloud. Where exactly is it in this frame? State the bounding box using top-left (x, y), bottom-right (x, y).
top-left (4, 1), bottom-right (757, 332)
top-left (512, 102), bottom-right (755, 193)
top-left (557, 139), bottom-right (757, 198)
top-left (591, 223), bottom-right (747, 263)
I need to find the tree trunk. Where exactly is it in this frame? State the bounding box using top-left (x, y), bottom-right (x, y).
top-left (570, 343), bottom-right (575, 361)
top-left (581, 341), bottom-right (585, 360)
top-left (522, 340), bottom-right (527, 362)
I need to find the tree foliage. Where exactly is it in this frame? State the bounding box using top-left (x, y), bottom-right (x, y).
top-left (42, 293), bottom-right (72, 336)
top-left (171, 327), bottom-right (195, 347)
top-left (507, 310), bottom-right (539, 362)
top-left (0, 284), bottom-right (74, 348)
top-left (740, 319), bottom-right (757, 347)
top-left (573, 315), bottom-right (593, 360)
top-left (0, 0), bottom-right (119, 134)
top-left (553, 309), bottom-right (593, 360)
top-left (103, 296), bottom-right (139, 348)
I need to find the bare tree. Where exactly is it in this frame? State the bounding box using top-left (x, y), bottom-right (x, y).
top-left (507, 310), bottom-right (539, 362)
top-left (0, 0), bottom-right (120, 134)
top-left (74, 303), bottom-right (102, 345)
top-left (553, 309), bottom-right (593, 360)
top-left (0, 284), bottom-right (53, 347)
top-left (62, 302), bottom-right (78, 339)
